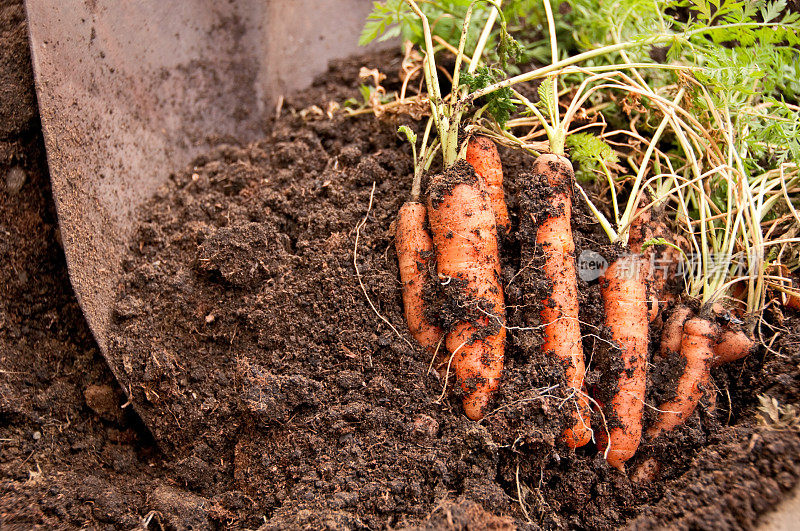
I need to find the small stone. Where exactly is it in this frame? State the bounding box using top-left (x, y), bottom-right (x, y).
top-left (5, 166), bottom-right (26, 194)
top-left (84, 384), bottom-right (124, 423)
top-left (205, 313), bottom-right (215, 324)
top-left (412, 415), bottom-right (439, 438)
top-left (32, 431), bottom-right (41, 440)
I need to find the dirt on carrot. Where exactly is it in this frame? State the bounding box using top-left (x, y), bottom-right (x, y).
top-left (3, 27), bottom-right (800, 528)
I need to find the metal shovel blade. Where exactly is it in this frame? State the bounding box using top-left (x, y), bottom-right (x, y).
top-left (25, 0), bottom-right (374, 355)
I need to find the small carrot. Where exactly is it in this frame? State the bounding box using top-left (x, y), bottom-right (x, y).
top-left (427, 160), bottom-right (505, 420)
top-left (647, 317), bottom-right (717, 439)
top-left (530, 154), bottom-right (591, 448)
top-left (659, 305), bottom-right (693, 359)
top-left (466, 136), bottom-right (510, 233)
top-left (713, 329), bottom-right (755, 366)
top-left (598, 255), bottom-right (649, 470)
top-left (396, 202), bottom-right (444, 357)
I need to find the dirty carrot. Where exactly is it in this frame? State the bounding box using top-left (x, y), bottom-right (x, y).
top-left (427, 160), bottom-right (505, 420)
top-left (598, 255), bottom-right (649, 469)
top-left (659, 305), bottom-right (693, 359)
top-left (713, 329), bottom-right (755, 366)
top-left (396, 202), bottom-right (444, 357)
top-left (531, 154), bottom-right (591, 447)
top-left (466, 136), bottom-right (510, 233)
top-left (627, 205), bottom-right (660, 323)
top-left (647, 317), bottom-right (717, 439)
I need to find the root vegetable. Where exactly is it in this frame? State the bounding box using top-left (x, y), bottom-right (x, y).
top-left (659, 305), bottom-right (693, 359)
top-left (647, 317), bottom-right (717, 439)
top-left (395, 202), bottom-right (444, 356)
top-left (713, 329), bottom-right (755, 366)
top-left (598, 255), bottom-right (649, 470)
top-left (531, 154), bottom-right (591, 448)
top-left (427, 161), bottom-right (505, 420)
top-left (628, 204), bottom-right (679, 323)
top-left (466, 136), bottom-right (510, 233)
top-left (627, 205), bottom-right (659, 323)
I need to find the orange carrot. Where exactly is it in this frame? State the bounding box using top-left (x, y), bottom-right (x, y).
top-left (426, 160), bottom-right (505, 420)
top-left (598, 255), bottom-right (649, 470)
top-left (396, 202), bottom-right (444, 357)
top-left (628, 204), bottom-right (681, 323)
top-left (713, 329), bottom-right (755, 366)
top-left (659, 305), bottom-right (693, 359)
top-left (466, 136), bottom-right (510, 234)
top-left (627, 205), bottom-right (659, 323)
top-left (647, 317), bottom-right (717, 439)
top-left (531, 154), bottom-right (591, 448)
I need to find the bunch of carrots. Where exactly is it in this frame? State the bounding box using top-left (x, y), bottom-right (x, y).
top-left (362, 0), bottom-right (800, 470)
top-left (386, 0), bottom-right (766, 472)
top-left (396, 129), bottom-right (758, 469)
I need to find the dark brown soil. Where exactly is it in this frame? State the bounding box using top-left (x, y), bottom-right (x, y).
top-left (3, 1), bottom-right (800, 528)
top-left (1, 1), bottom-right (165, 527)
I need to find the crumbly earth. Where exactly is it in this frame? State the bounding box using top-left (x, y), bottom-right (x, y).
top-left (3, 1), bottom-right (800, 528)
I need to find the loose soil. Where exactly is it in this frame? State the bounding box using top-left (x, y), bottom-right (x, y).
top-left (3, 1), bottom-right (800, 528)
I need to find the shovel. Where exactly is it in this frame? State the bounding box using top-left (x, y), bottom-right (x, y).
top-left (25, 0), bottom-right (374, 363)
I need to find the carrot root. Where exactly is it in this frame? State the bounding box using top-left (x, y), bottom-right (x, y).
top-left (647, 317), bottom-right (717, 440)
top-left (396, 202), bottom-right (445, 359)
top-left (531, 154), bottom-right (591, 448)
top-left (659, 305), bottom-right (693, 359)
top-left (427, 161), bottom-right (505, 421)
top-left (598, 254), bottom-right (649, 470)
top-left (713, 329), bottom-right (755, 366)
top-left (466, 136), bottom-right (510, 234)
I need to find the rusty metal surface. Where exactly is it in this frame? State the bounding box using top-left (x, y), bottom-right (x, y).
top-left (24, 0), bottom-right (376, 357)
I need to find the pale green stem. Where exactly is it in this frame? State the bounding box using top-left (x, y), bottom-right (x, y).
top-left (469, 0), bottom-right (501, 74)
top-left (466, 22), bottom-right (795, 102)
top-left (575, 183), bottom-right (618, 242)
top-left (542, 0), bottom-right (561, 142)
top-left (451, 2), bottom-right (476, 101)
top-left (618, 88), bottom-right (686, 243)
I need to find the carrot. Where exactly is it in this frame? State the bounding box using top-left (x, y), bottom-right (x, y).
top-left (426, 160), bottom-right (505, 420)
top-left (627, 205), bottom-right (659, 323)
top-left (628, 204), bottom-right (680, 323)
top-left (713, 329), bottom-right (755, 366)
top-left (658, 305), bottom-right (693, 359)
top-left (647, 317), bottom-right (717, 439)
top-left (530, 154), bottom-right (591, 448)
top-left (597, 255), bottom-right (649, 470)
top-left (466, 136), bottom-right (510, 233)
top-left (395, 202), bottom-right (445, 358)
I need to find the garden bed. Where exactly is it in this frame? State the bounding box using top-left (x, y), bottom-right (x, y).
top-left (105, 50), bottom-right (800, 529)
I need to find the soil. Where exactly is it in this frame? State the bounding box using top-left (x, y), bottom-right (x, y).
top-left (3, 0), bottom-right (800, 528)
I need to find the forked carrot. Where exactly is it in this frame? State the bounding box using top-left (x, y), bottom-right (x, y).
top-left (396, 202), bottom-right (444, 358)
top-left (466, 136), bottom-right (510, 233)
top-left (531, 154), bottom-right (591, 448)
top-left (647, 317), bottom-right (717, 439)
top-left (597, 255), bottom-right (649, 470)
top-left (427, 160), bottom-right (505, 420)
